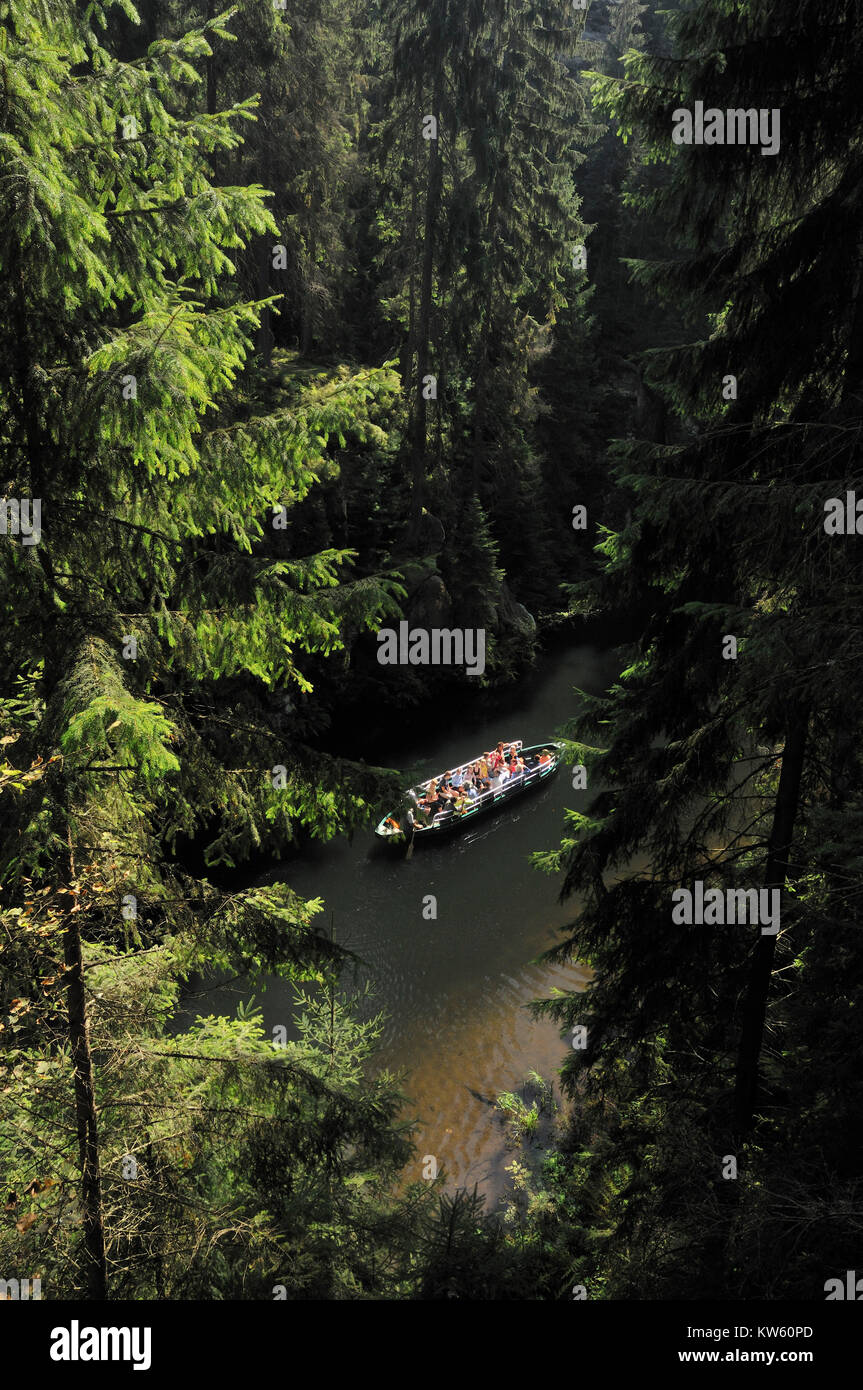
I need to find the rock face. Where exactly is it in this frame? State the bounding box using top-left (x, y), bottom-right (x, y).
top-left (407, 571), bottom-right (453, 629)
top-left (497, 581), bottom-right (536, 636)
top-left (391, 559), bottom-right (536, 672)
top-left (417, 509), bottom-right (446, 557)
top-left (620, 360), bottom-right (667, 444)
top-left (402, 572), bottom-right (535, 643)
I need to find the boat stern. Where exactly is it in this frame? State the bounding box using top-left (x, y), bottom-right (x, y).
top-left (375, 814), bottom-right (407, 841)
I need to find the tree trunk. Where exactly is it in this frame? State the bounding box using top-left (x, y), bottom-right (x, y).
top-left (300, 221), bottom-right (317, 358)
top-left (256, 234), bottom-right (275, 366)
top-left (410, 78), bottom-right (443, 544)
top-left (62, 830), bottom-right (108, 1299)
top-left (838, 229), bottom-right (863, 409)
top-left (732, 708), bottom-right (808, 1136)
top-left (206, 0), bottom-right (217, 118)
top-left (400, 101), bottom-right (421, 392)
top-left (64, 910), bottom-right (108, 1297)
top-left (470, 172), bottom-right (504, 498)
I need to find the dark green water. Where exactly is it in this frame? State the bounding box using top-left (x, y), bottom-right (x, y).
top-left (216, 642), bottom-right (617, 1205)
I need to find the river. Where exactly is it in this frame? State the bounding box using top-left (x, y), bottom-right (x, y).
top-left (209, 641), bottom-right (617, 1209)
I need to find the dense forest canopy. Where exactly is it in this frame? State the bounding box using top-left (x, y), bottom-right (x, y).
top-left (1, 0), bottom-right (861, 1306)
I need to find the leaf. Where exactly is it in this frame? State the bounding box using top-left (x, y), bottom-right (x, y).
top-left (25, 1177), bottom-right (55, 1195)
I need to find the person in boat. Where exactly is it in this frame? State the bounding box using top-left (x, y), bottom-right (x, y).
top-left (442, 778), bottom-right (459, 812)
top-left (439, 776), bottom-right (457, 802)
top-left (453, 788), bottom-right (469, 814)
top-left (537, 749), bottom-right (552, 765)
top-left (472, 760), bottom-right (490, 792)
top-left (422, 780), bottom-right (444, 816)
top-left (451, 765), bottom-right (466, 789)
top-left (512, 754), bottom-right (526, 777)
top-left (498, 761), bottom-right (511, 785)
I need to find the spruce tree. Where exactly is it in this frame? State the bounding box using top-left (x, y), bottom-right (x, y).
top-left (0, 0), bottom-right (408, 1298)
top-left (528, 0), bottom-right (863, 1297)
top-left (375, 0), bottom-right (591, 578)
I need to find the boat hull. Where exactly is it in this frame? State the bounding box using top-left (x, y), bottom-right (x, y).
top-left (375, 742), bottom-right (563, 843)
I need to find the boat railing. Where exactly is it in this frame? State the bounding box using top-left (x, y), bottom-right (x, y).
top-left (414, 741), bottom-right (525, 797)
top-left (426, 759), bottom-right (557, 824)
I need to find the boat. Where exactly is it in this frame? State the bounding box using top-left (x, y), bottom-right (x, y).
top-left (375, 740), bottom-right (564, 842)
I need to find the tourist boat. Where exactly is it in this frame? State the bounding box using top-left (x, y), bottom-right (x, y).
top-left (375, 740), bottom-right (564, 842)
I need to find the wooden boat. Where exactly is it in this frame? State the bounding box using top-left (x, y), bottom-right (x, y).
top-left (375, 740), bottom-right (564, 842)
